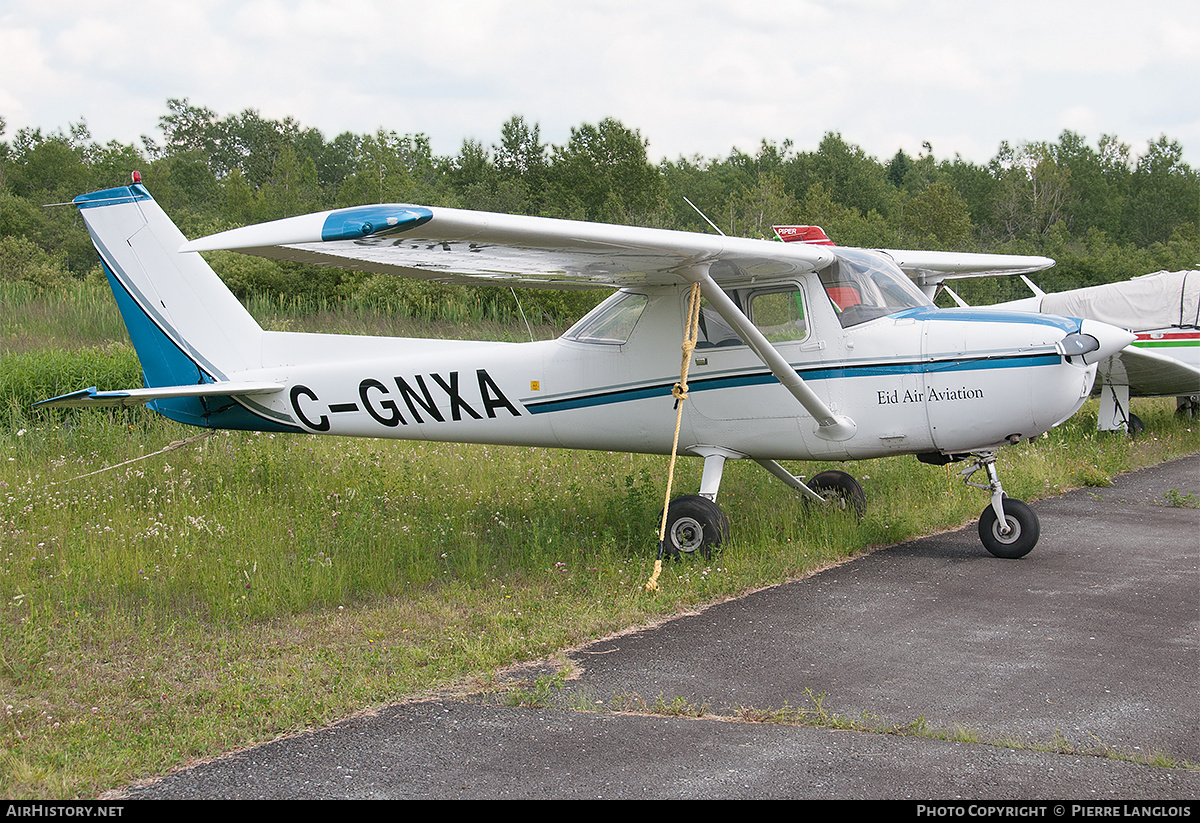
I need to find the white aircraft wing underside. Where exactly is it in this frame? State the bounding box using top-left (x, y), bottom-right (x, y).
top-left (1101, 346), bottom-right (1200, 397)
top-left (881, 249), bottom-right (1056, 289)
top-left (182, 204), bottom-right (837, 289)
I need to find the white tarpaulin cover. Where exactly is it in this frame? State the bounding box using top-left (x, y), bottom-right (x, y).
top-left (1039, 270), bottom-right (1200, 331)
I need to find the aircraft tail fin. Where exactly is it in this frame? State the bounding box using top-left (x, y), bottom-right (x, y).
top-left (72, 180), bottom-right (270, 426)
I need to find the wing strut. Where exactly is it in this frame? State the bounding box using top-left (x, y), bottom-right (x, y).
top-left (690, 265), bottom-right (856, 441)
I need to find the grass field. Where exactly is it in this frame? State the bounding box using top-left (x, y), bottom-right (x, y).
top-left (2, 279), bottom-right (1198, 798)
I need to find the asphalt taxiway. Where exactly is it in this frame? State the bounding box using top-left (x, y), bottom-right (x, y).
top-left (121, 454), bottom-right (1200, 799)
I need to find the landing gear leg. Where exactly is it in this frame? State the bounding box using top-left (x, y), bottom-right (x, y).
top-left (660, 449), bottom-right (734, 559)
top-left (755, 459), bottom-right (866, 518)
top-left (961, 452), bottom-right (1039, 558)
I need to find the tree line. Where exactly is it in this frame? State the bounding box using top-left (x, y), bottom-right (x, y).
top-left (2, 98), bottom-right (1197, 313)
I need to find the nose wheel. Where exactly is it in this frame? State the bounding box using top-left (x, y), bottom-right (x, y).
top-left (978, 497), bottom-right (1039, 558)
top-left (962, 452), bottom-right (1040, 558)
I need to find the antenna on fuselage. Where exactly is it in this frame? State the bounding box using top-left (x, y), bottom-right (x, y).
top-left (684, 197), bottom-right (725, 237)
top-left (510, 287), bottom-right (535, 342)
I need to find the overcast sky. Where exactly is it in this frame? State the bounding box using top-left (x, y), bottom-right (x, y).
top-left (2, 0), bottom-right (1198, 168)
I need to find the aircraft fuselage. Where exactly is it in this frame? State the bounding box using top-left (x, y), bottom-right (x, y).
top-left (201, 282), bottom-right (1100, 464)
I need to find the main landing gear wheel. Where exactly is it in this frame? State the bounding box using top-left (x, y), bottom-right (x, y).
top-left (662, 494), bottom-right (729, 559)
top-left (1126, 414), bottom-right (1144, 437)
top-left (808, 470), bottom-right (867, 519)
top-left (978, 498), bottom-right (1039, 559)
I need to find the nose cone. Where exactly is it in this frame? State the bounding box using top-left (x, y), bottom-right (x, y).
top-left (1063, 319), bottom-right (1136, 364)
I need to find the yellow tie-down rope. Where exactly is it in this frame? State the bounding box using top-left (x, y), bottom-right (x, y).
top-left (645, 281), bottom-right (703, 593)
top-left (51, 429), bottom-right (215, 486)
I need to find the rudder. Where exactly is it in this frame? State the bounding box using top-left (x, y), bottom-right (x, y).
top-left (75, 183), bottom-right (264, 384)
top-left (74, 182), bottom-right (271, 428)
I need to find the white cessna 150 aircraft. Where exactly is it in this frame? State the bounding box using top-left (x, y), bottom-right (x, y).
top-left (41, 178), bottom-right (1134, 560)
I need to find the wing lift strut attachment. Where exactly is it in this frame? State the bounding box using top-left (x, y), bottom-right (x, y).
top-left (648, 263), bottom-right (866, 575)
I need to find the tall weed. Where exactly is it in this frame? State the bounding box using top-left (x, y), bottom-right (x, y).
top-left (0, 345), bottom-right (143, 428)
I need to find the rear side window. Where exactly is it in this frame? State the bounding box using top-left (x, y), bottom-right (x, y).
top-left (564, 291), bottom-right (649, 344)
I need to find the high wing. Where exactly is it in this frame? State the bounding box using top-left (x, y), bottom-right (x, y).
top-left (771, 223), bottom-right (1054, 297)
top-left (183, 202), bottom-right (867, 439)
top-left (178, 203), bottom-right (1077, 443)
top-left (879, 249), bottom-right (1055, 298)
top-left (181, 204), bottom-right (837, 289)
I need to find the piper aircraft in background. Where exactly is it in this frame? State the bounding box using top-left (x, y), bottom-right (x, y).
top-left (40, 179), bottom-right (1134, 560)
top-left (983, 272), bottom-right (1199, 433)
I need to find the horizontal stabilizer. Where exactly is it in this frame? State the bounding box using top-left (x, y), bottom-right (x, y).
top-left (36, 382), bottom-right (284, 409)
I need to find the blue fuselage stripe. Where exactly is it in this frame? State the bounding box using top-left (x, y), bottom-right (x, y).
top-left (892, 306), bottom-right (1080, 332)
top-left (523, 353), bottom-right (1061, 414)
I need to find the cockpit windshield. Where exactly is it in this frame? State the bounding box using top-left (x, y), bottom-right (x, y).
top-left (819, 248), bottom-right (932, 327)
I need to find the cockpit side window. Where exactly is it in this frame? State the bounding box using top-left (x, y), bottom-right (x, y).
top-left (819, 248), bottom-right (931, 327)
top-left (749, 288), bottom-right (808, 343)
top-left (696, 295), bottom-right (745, 348)
top-left (563, 291), bottom-right (649, 344)
top-left (694, 286), bottom-right (809, 348)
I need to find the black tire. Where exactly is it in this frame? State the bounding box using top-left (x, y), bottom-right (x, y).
top-left (808, 470), bottom-right (867, 519)
top-left (978, 498), bottom-right (1039, 559)
top-left (662, 495), bottom-right (729, 559)
top-left (1127, 414), bottom-right (1144, 437)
